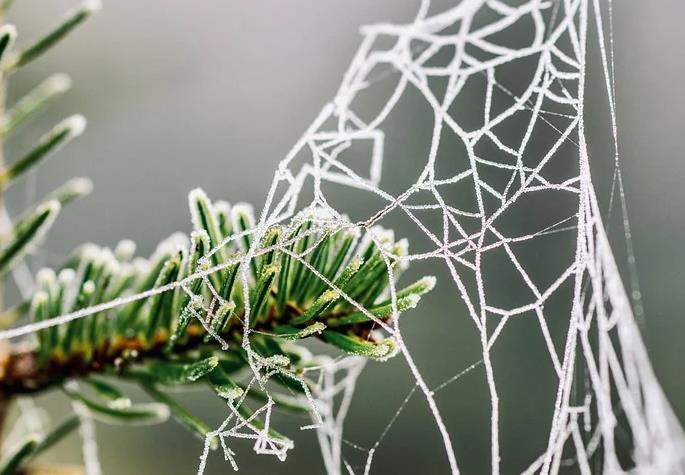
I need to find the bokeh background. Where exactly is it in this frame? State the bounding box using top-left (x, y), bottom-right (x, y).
top-left (1, 1), bottom-right (683, 473)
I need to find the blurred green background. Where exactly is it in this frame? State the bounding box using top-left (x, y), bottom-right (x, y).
top-left (1, 1), bottom-right (683, 473)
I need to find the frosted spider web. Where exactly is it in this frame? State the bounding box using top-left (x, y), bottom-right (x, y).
top-left (243, 0), bottom-right (683, 472)
top-left (1, 0), bottom-right (684, 473)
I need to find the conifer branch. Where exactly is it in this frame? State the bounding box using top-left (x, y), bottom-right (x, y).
top-left (0, 192), bottom-right (434, 447)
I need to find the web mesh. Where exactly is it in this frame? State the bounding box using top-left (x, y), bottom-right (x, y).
top-left (2, 0), bottom-right (684, 473)
top-left (241, 0), bottom-right (685, 472)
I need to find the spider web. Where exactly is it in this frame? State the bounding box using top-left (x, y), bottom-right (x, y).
top-left (244, 0), bottom-right (685, 472)
top-left (2, 0), bottom-right (684, 473)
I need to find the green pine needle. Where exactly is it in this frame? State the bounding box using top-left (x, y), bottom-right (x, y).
top-left (1, 73), bottom-right (72, 136)
top-left (0, 191), bottom-right (434, 450)
top-left (4, 0), bottom-right (101, 71)
top-left (0, 115), bottom-right (86, 187)
top-left (0, 200), bottom-right (60, 277)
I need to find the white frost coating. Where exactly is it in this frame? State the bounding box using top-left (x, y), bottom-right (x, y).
top-left (114, 238), bottom-right (136, 261)
top-left (188, 187), bottom-right (213, 230)
top-left (45, 73), bottom-right (72, 94)
top-left (1, 1), bottom-right (683, 474)
top-left (61, 114), bottom-right (87, 139)
top-left (0, 24), bottom-right (17, 47)
top-left (230, 202), bottom-right (255, 227)
top-left (39, 199), bottom-right (61, 215)
top-left (81, 0), bottom-right (103, 14)
top-left (422, 275), bottom-right (437, 293)
top-left (57, 268), bottom-right (76, 287)
top-left (67, 176), bottom-right (94, 196)
top-left (35, 268), bottom-right (56, 288)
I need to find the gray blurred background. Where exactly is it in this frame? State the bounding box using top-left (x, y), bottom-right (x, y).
top-left (2, 1), bottom-right (684, 473)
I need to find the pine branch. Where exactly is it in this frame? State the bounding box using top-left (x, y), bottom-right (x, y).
top-left (0, 190), bottom-right (434, 448)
